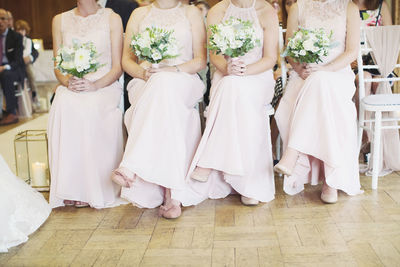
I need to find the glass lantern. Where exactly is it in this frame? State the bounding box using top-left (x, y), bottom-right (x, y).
top-left (14, 130), bottom-right (50, 191)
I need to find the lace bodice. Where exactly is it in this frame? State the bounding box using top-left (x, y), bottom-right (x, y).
top-left (61, 8), bottom-right (112, 81)
top-left (222, 0), bottom-right (263, 65)
top-left (297, 0), bottom-right (349, 64)
top-left (139, 2), bottom-right (193, 66)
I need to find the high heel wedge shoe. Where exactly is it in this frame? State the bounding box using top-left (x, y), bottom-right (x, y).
top-left (240, 196), bottom-right (259, 206)
top-left (191, 167), bottom-right (212, 182)
top-left (320, 182), bottom-right (338, 204)
top-left (273, 163), bottom-right (292, 176)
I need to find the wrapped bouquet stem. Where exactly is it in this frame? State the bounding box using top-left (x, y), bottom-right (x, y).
top-left (130, 27), bottom-right (179, 68)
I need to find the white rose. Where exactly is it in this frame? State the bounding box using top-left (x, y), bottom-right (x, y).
top-left (151, 49), bottom-right (162, 61)
top-left (299, 50), bottom-right (306, 56)
top-left (61, 60), bottom-right (74, 70)
top-left (303, 39), bottom-right (315, 52)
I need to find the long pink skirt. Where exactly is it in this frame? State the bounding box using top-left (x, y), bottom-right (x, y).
top-left (275, 67), bottom-right (362, 195)
top-left (120, 72), bottom-right (204, 209)
top-left (48, 81), bottom-right (124, 208)
top-left (173, 70), bottom-right (276, 206)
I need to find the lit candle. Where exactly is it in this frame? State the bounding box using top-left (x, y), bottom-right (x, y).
top-left (31, 162), bottom-right (47, 187)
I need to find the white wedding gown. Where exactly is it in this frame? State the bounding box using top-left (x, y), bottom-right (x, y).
top-left (0, 155), bottom-right (51, 253)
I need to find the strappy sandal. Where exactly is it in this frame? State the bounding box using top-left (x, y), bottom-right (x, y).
top-left (63, 200), bottom-right (75, 206)
top-left (75, 201), bottom-right (89, 208)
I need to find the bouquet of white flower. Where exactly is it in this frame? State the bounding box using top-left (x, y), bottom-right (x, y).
top-left (208, 17), bottom-right (261, 58)
top-left (54, 40), bottom-right (103, 78)
top-left (131, 27), bottom-right (180, 65)
top-left (282, 28), bottom-right (335, 64)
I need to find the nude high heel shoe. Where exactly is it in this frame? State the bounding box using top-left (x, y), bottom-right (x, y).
top-left (320, 182), bottom-right (338, 204)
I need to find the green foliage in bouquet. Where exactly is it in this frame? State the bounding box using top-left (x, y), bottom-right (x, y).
top-left (54, 40), bottom-right (103, 78)
top-left (282, 27), bottom-right (336, 64)
top-left (131, 27), bottom-right (180, 64)
top-left (208, 17), bottom-right (261, 58)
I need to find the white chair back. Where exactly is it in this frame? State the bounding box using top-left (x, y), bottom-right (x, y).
top-left (357, 25), bottom-right (400, 189)
top-left (357, 26), bottom-right (400, 102)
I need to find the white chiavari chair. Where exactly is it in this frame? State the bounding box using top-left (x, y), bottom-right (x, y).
top-left (357, 25), bottom-right (400, 189)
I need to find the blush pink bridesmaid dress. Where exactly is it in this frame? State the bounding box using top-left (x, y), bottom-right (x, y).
top-left (48, 8), bottom-right (125, 209)
top-left (275, 0), bottom-right (363, 196)
top-left (118, 2), bottom-right (204, 208)
top-left (173, 0), bottom-right (276, 206)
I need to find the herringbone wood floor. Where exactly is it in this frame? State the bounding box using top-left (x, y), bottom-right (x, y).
top-left (1, 172), bottom-right (400, 266)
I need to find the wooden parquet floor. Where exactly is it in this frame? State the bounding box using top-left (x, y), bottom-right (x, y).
top-left (1, 173), bottom-right (400, 266)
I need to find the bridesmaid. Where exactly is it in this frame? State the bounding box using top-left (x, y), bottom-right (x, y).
top-left (111, 0), bottom-right (206, 218)
top-left (274, 0), bottom-right (363, 203)
top-left (175, 0), bottom-right (279, 206)
top-left (48, 0), bottom-right (125, 208)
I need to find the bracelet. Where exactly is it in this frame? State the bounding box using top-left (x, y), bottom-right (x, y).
top-left (174, 65), bottom-right (181, 72)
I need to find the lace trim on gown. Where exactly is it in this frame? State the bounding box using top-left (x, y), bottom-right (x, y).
top-left (298, 0), bottom-right (348, 21)
top-left (139, 2), bottom-right (192, 65)
top-left (62, 8), bottom-right (107, 37)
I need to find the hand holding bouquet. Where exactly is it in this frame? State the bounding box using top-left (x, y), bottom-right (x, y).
top-left (283, 28), bottom-right (336, 64)
top-left (131, 27), bottom-right (180, 66)
top-left (208, 17), bottom-right (261, 59)
top-left (54, 40), bottom-right (103, 78)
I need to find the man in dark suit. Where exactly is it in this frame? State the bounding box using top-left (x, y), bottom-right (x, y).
top-left (101, 0), bottom-right (138, 111)
top-left (0, 9), bottom-right (25, 125)
top-left (105, 0), bottom-right (138, 31)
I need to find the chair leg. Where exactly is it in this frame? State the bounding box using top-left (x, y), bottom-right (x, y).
top-left (276, 134), bottom-right (282, 176)
top-left (198, 101), bottom-right (206, 133)
top-left (371, 111), bottom-right (382, 190)
top-left (276, 134), bottom-right (281, 161)
top-left (358, 104), bottom-right (365, 152)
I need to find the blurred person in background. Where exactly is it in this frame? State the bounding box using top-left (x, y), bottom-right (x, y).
top-left (15, 20), bottom-right (40, 111)
top-left (0, 9), bottom-right (25, 126)
top-left (6, 10), bottom-right (13, 29)
top-left (194, 0), bottom-right (210, 18)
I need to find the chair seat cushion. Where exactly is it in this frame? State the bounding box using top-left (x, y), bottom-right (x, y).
top-left (362, 94), bottom-right (400, 106)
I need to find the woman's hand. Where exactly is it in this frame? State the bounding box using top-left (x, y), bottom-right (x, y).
top-left (148, 65), bottom-right (177, 74)
top-left (142, 68), bottom-right (152, 81)
top-left (227, 58), bottom-right (247, 76)
top-left (67, 77), bottom-right (98, 92)
top-left (144, 65), bottom-right (182, 80)
top-left (308, 64), bottom-right (329, 73)
top-left (293, 63), bottom-right (311, 80)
